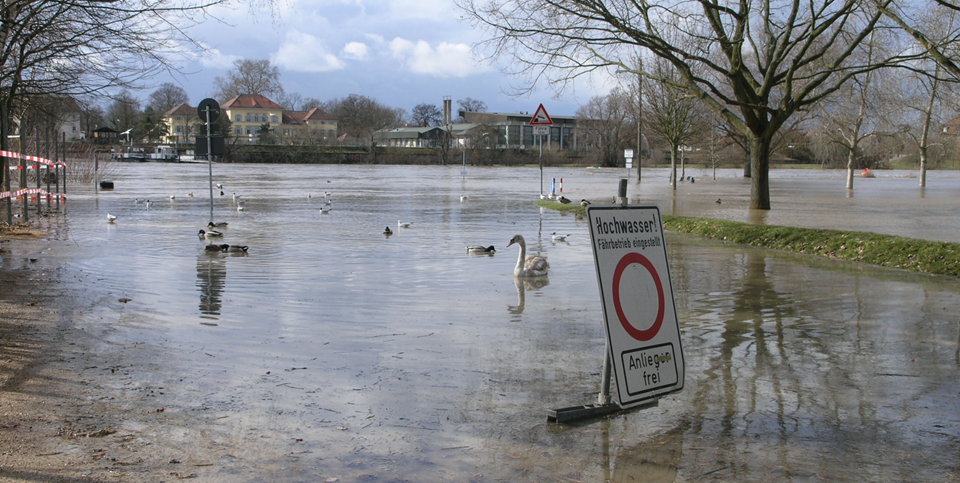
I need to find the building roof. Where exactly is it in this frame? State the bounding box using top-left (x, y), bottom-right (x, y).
top-left (164, 103), bottom-right (196, 118)
top-left (285, 108), bottom-right (337, 125)
top-left (222, 94), bottom-right (284, 110)
top-left (943, 115), bottom-right (960, 135)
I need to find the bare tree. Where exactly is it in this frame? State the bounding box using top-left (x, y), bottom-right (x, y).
top-left (0, 0), bottom-right (235, 133)
top-left (148, 83), bottom-right (189, 114)
top-left (213, 59), bottom-right (285, 102)
top-left (411, 103), bottom-right (442, 127)
top-left (457, 98), bottom-right (487, 113)
top-left (325, 94), bottom-right (404, 146)
top-left (458, 0), bottom-right (944, 209)
top-left (106, 90), bottom-right (141, 134)
top-left (642, 58), bottom-right (709, 189)
top-left (576, 88), bottom-right (631, 168)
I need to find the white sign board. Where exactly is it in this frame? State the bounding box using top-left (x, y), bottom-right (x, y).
top-left (533, 125), bottom-right (550, 135)
top-left (587, 205), bottom-right (684, 408)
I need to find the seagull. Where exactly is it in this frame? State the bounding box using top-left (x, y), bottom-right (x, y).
top-left (169, 195), bottom-right (176, 200)
top-left (134, 199), bottom-right (143, 205)
top-left (233, 193), bottom-right (240, 202)
top-left (106, 213), bottom-right (117, 223)
top-left (198, 229), bottom-right (223, 239)
top-left (324, 199), bottom-right (332, 206)
top-left (216, 183), bottom-right (222, 190)
top-left (551, 232), bottom-right (570, 242)
top-left (460, 195), bottom-right (468, 202)
top-left (237, 204), bottom-right (244, 212)
top-left (144, 200), bottom-right (152, 208)
top-left (307, 193), bottom-right (312, 199)
top-left (320, 205), bottom-right (331, 214)
top-left (383, 226), bottom-right (393, 236)
top-left (398, 220), bottom-right (412, 228)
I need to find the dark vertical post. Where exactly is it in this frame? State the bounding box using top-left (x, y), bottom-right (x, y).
top-left (62, 132), bottom-right (66, 195)
top-left (1, 104), bottom-right (9, 224)
top-left (35, 125), bottom-right (40, 214)
top-left (206, 107), bottom-right (214, 223)
top-left (19, 121), bottom-right (26, 221)
top-left (45, 125), bottom-right (51, 209)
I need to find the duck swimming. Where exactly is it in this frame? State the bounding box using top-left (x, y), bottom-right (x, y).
top-left (466, 245), bottom-right (496, 253)
top-left (203, 244), bottom-right (222, 252)
top-left (207, 221), bottom-right (228, 228)
top-left (219, 244), bottom-right (248, 253)
top-left (507, 235), bottom-right (549, 277)
top-left (198, 229), bottom-right (224, 239)
top-left (383, 226), bottom-right (393, 236)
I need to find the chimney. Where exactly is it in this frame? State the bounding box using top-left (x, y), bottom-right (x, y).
top-left (443, 96), bottom-right (452, 126)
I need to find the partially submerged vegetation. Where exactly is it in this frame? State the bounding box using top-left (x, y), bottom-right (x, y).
top-left (536, 201), bottom-right (960, 278)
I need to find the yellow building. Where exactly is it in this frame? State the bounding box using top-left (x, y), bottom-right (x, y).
top-left (161, 94), bottom-right (338, 146)
top-left (162, 103), bottom-right (198, 145)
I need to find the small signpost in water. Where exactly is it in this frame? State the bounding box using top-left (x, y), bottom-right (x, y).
top-left (547, 180), bottom-right (685, 422)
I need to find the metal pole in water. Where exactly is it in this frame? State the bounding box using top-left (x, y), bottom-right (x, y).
top-left (539, 134), bottom-right (543, 198)
top-left (206, 107), bottom-right (214, 223)
top-left (62, 133), bottom-right (66, 195)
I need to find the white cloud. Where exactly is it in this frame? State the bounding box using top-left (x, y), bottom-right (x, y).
top-left (196, 45), bottom-right (241, 69)
top-left (388, 38), bottom-right (490, 78)
top-left (342, 42), bottom-right (369, 60)
top-left (271, 31), bottom-right (346, 72)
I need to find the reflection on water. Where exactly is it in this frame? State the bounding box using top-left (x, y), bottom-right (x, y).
top-left (196, 252), bottom-right (225, 317)
top-left (509, 276), bottom-right (550, 316)
top-left (41, 165), bottom-right (960, 481)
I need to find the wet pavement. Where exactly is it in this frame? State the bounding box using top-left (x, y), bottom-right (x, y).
top-left (5, 164), bottom-right (960, 481)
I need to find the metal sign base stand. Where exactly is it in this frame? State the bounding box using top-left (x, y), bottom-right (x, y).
top-left (547, 179), bottom-right (660, 423)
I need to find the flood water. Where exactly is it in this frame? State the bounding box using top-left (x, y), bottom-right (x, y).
top-left (9, 164), bottom-right (960, 481)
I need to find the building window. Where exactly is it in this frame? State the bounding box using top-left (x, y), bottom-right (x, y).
top-left (246, 114), bottom-right (252, 122)
top-left (271, 115), bottom-right (278, 123)
top-left (236, 115), bottom-right (241, 122)
top-left (175, 126), bottom-right (182, 133)
top-left (235, 127), bottom-right (242, 135)
top-left (321, 121), bottom-right (325, 125)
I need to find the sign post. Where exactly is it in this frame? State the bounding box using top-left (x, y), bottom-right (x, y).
top-left (197, 98), bottom-right (221, 223)
top-left (587, 202), bottom-right (684, 408)
top-left (530, 104), bottom-right (553, 198)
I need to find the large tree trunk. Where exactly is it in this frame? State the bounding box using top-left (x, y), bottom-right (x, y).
top-left (749, 136), bottom-right (771, 210)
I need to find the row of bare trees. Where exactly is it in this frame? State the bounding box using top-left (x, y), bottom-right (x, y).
top-left (458, 0), bottom-right (960, 209)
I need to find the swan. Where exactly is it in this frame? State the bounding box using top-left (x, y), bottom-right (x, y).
top-left (219, 244), bottom-right (248, 253)
top-left (198, 229), bottom-right (223, 239)
top-left (551, 232), bottom-right (570, 242)
top-left (466, 245), bottom-right (496, 254)
top-left (383, 226), bottom-right (393, 236)
top-left (106, 213), bottom-right (117, 223)
top-left (398, 220), bottom-right (412, 228)
top-left (506, 235), bottom-right (549, 277)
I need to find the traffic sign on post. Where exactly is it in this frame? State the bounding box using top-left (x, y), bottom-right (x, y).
top-left (587, 205), bottom-right (685, 408)
top-left (529, 103), bottom-right (554, 125)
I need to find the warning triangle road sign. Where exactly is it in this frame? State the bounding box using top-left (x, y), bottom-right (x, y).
top-left (529, 104), bottom-right (554, 125)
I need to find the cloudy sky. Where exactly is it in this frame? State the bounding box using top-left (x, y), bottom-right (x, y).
top-left (153, 0), bottom-right (617, 118)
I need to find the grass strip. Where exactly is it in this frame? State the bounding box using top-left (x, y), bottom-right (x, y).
top-left (536, 200), bottom-right (960, 278)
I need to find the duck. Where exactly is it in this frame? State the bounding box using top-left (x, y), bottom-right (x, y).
top-left (580, 199), bottom-right (591, 207)
top-left (203, 244), bottom-right (222, 252)
top-left (466, 245), bottom-right (496, 254)
top-left (169, 195), bottom-right (176, 200)
top-left (383, 226), bottom-right (393, 236)
top-left (557, 196), bottom-right (571, 204)
top-left (219, 244), bottom-right (248, 253)
top-left (716, 198), bottom-right (721, 204)
top-left (106, 213), bottom-right (117, 223)
top-left (207, 221), bottom-right (228, 228)
top-left (220, 190), bottom-right (225, 196)
top-left (551, 232), bottom-right (570, 242)
top-left (506, 234), bottom-right (550, 277)
top-left (398, 220), bottom-right (412, 228)
top-left (187, 192), bottom-right (194, 197)
top-left (198, 229), bottom-right (223, 239)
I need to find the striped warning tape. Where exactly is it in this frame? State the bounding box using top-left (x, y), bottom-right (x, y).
top-left (0, 188), bottom-right (67, 200)
top-left (0, 150), bottom-right (66, 168)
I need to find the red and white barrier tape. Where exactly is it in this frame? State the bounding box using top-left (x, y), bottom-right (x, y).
top-left (0, 149), bottom-right (66, 168)
top-left (0, 188), bottom-right (67, 200)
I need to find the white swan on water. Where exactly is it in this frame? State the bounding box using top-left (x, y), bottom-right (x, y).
top-left (506, 235), bottom-right (549, 277)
